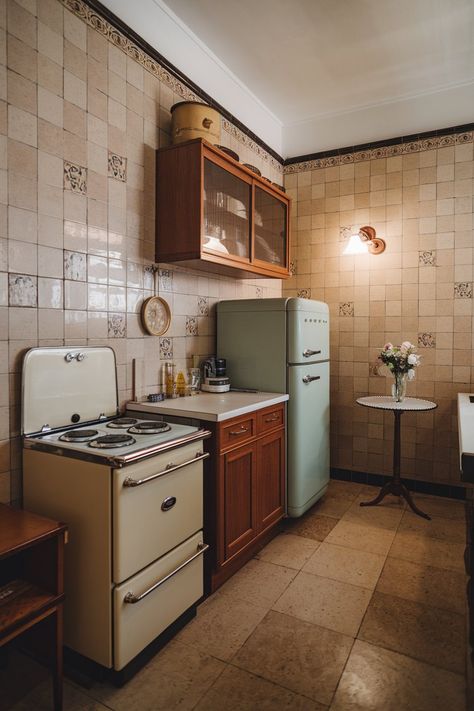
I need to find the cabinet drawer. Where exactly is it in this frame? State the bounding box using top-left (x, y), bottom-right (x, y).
top-left (113, 442), bottom-right (205, 583)
top-left (256, 405), bottom-right (284, 435)
top-left (220, 415), bottom-right (255, 450)
top-left (114, 531), bottom-right (204, 671)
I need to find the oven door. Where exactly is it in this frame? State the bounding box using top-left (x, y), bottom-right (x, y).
top-left (114, 531), bottom-right (205, 670)
top-left (112, 441), bottom-right (207, 583)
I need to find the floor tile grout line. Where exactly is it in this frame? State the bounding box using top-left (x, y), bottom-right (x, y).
top-left (224, 657), bottom-right (326, 706)
top-left (357, 626), bottom-right (467, 678)
top-left (188, 656), bottom-right (230, 711)
top-left (325, 636), bottom-right (357, 709)
top-left (374, 559), bottom-right (468, 616)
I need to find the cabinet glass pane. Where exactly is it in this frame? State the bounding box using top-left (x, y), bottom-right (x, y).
top-left (254, 187), bottom-right (287, 266)
top-left (203, 159), bottom-right (250, 260)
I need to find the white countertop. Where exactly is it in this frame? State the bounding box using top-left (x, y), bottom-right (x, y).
top-left (457, 393), bottom-right (474, 481)
top-left (128, 391), bottom-right (289, 422)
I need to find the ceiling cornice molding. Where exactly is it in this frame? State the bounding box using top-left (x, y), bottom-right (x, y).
top-left (63, 0), bottom-right (474, 171)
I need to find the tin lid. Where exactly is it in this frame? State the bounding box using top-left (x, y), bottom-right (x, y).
top-left (22, 346), bottom-right (118, 435)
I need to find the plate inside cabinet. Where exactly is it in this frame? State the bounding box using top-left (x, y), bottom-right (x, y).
top-left (140, 296), bottom-right (171, 336)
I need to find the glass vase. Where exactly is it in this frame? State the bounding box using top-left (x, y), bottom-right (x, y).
top-left (392, 371), bottom-right (407, 403)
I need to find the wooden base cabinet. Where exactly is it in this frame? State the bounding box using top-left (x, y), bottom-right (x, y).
top-left (204, 404), bottom-right (285, 592)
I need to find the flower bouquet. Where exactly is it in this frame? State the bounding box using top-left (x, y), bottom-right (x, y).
top-left (378, 341), bottom-right (420, 402)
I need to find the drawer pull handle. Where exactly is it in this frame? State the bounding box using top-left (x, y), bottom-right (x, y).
top-left (161, 496), bottom-right (177, 512)
top-left (123, 452), bottom-right (209, 488)
top-left (303, 349), bottom-right (321, 358)
top-left (265, 414), bottom-right (279, 422)
top-left (229, 427), bottom-right (249, 436)
top-left (302, 375), bottom-right (321, 384)
top-left (124, 542), bottom-right (209, 604)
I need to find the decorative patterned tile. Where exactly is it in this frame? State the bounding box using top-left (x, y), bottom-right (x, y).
top-left (198, 296), bottom-right (209, 315)
top-left (108, 151), bottom-right (127, 182)
top-left (64, 251), bottom-right (86, 281)
top-left (159, 337), bottom-right (173, 360)
top-left (339, 226), bottom-right (353, 242)
top-left (108, 313), bottom-right (126, 338)
top-left (369, 362), bottom-right (383, 376)
top-left (297, 289), bottom-right (311, 299)
top-left (289, 260), bottom-right (296, 276)
top-left (186, 316), bottom-right (198, 336)
top-left (339, 302), bottom-right (354, 317)
top-left (64, 161), bottom-right (87, 194)
top-left (143, 265), bottom-right (155, 290)
top-left (418, 332), bottom-right (436, 348)
top-left (256, 287), bottom-right (263, 298)
top-left (159, 268), bottom-right (173, 292)
top-left (454, 282), bottom-right (472, 299)
top-left (418, 250), bottom-right (436, 266)
top-left (8, 274), bottom-right (37, 307)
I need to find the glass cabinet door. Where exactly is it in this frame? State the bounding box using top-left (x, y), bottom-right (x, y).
top-left (203, 159), bottom-right (251, 260)
top-left (253, 186), bottom-right (287, 267)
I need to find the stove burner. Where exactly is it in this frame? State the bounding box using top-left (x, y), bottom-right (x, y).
top-left (89, 434), bottom-right (136, 449)
top-left (128, 421), bottom-right (171, 435)
top-left (59, 429), bottom-right (99, 442)
top-left (107, 418), bottom-right (138, 429)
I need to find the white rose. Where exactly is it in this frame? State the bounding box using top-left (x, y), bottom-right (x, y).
top-left (407, 369), bottom-right (416, 380)
top-left (407, 354), bottom-right (417, 365)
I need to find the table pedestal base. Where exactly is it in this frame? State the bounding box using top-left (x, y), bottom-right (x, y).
top-left (360, 479), bottom-right (431, 520)
top-left (359, 409), bottom-right (431, 520)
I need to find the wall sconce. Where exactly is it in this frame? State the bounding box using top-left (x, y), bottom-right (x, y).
top-left (343, 226), bottom-right (386, 255)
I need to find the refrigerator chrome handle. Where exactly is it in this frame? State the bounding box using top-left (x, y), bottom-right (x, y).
top-left (302, 375), bottom-right (321, 384)
top-left (303, 349), bottom-right (321, 358)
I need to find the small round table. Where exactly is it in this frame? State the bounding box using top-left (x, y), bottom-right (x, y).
top-left (356, 396), bottom-right (437, 520)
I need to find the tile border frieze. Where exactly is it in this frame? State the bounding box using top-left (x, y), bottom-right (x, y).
top-left (61, 0), bottom-right (281, 171)
top-left (284, 131), bottom-right (473, 173)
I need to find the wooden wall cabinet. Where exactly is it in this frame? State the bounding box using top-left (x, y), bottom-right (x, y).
top-left (156, 139), bottom-right (291, 279)
top-left (204, 403), bottom-right (285, 592)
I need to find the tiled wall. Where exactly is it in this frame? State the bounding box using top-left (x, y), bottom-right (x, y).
top-left (283, 133), bottom-right (474, 486)
top-left (0, 0), bottom-right (283, 505)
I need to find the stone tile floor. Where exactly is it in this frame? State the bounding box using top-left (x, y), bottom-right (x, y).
top-left (2, 480), bottom-right (467, 710)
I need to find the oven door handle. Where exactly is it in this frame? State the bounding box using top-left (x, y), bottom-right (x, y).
top-left (123, 542), bottom-right (209, 604)
top-left (122, 452), bottom-right (209, 488)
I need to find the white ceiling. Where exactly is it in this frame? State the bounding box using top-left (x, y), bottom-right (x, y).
top-left (105, 0), bottom-right (474, 158)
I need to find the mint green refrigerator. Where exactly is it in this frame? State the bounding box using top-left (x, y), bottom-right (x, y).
top-left (217, 298), bottom-right (330, 517)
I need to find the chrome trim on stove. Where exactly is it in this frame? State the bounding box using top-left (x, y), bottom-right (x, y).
top-left (127, 422), bottom-right (171, 435)
top-left (123, 452), bottom-right (209, 487)
top-left (23, 428), bottom-right (212, 467)
top-left (124, 542), bottom-right (209, 604)
top-left (65, 351), bottom-right (86, 362)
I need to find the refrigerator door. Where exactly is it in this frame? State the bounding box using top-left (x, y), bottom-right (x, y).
top-left (287, 361), bottom-right (330, 517)
top-left (287, 298), bottom-right (329, 365)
